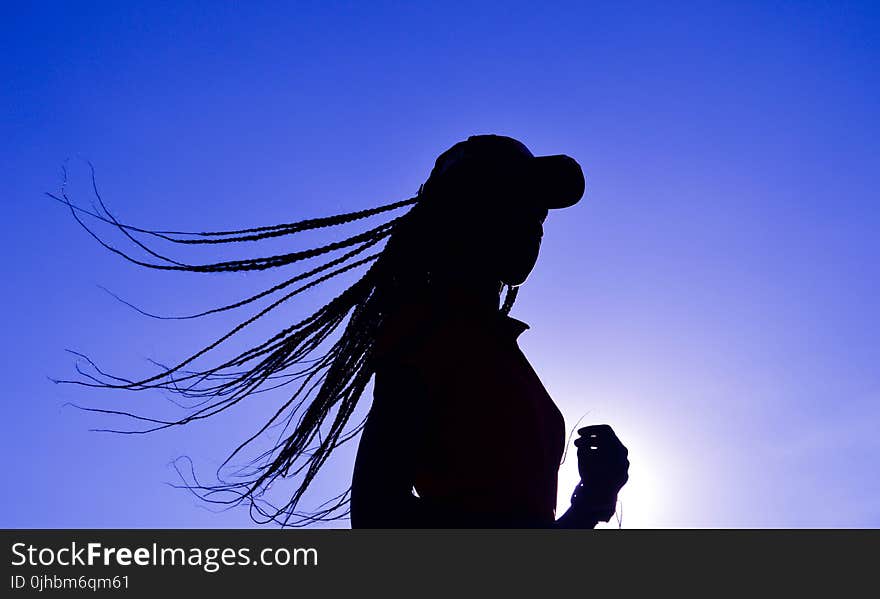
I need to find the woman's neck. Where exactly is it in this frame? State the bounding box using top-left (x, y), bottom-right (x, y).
top-left (429, 271), bottom-right (502, 316)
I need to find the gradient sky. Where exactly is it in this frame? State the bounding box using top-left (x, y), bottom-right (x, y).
top-left (3, 1), bottom-right (878, 528)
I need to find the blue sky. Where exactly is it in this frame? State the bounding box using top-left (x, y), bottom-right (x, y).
top-left (2, 1), bottom-right (878, 527)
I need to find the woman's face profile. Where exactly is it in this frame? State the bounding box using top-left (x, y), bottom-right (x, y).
top-left (463, 179), bottom-right (549, 287)
top-left (493, 199), bottom-right (548, 286)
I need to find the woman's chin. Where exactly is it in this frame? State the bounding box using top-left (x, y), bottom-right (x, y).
top-left (501, 268), bottom-right (533, 288)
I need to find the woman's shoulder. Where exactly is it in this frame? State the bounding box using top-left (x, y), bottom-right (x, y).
top-left (373, 299), bottom-right (459, 372)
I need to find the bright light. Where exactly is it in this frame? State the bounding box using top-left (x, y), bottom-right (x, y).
top-left (553, 398), bottom-right (691, 528)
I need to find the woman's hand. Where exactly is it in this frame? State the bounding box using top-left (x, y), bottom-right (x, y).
top-left (570, 424), bottom-right (629, 522)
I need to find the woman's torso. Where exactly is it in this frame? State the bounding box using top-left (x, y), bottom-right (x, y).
top-left (373, 296), bottom-right (566, 527)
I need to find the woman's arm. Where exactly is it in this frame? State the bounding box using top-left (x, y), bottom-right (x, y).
top-left (554, 506), bottom-right (602, 529)
top-left (350, 361), bottom-right (433, 528)
top-left (553, 486), bottom-right (618, 529)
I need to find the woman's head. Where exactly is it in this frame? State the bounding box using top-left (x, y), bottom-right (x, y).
top-left (387, 134), bottom-right (585, 289)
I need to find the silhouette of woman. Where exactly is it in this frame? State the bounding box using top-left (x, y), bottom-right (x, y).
top-left (350, 135), bottom-right (629, 528)
top-left (52, 134), bottom-right (628, 528)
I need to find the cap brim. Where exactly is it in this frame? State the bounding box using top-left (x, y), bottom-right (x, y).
top-left (529, 154), bottom-right (585, 209)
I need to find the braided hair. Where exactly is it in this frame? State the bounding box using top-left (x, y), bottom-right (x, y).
top-left (49, 160), bottom-right (521, 527)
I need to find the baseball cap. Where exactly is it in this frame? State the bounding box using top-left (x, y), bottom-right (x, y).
top-left (421, 134), bottom-right (585, 209)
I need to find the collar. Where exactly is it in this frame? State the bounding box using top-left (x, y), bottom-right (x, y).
top-left (498, 313), bottom-right (530, 341)
top-left (429, 285), bottom-right (531, 342)
top-left (373, 286), bottom-right (531, 362)
top-left (429, 284), bottom-right (532, 342)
